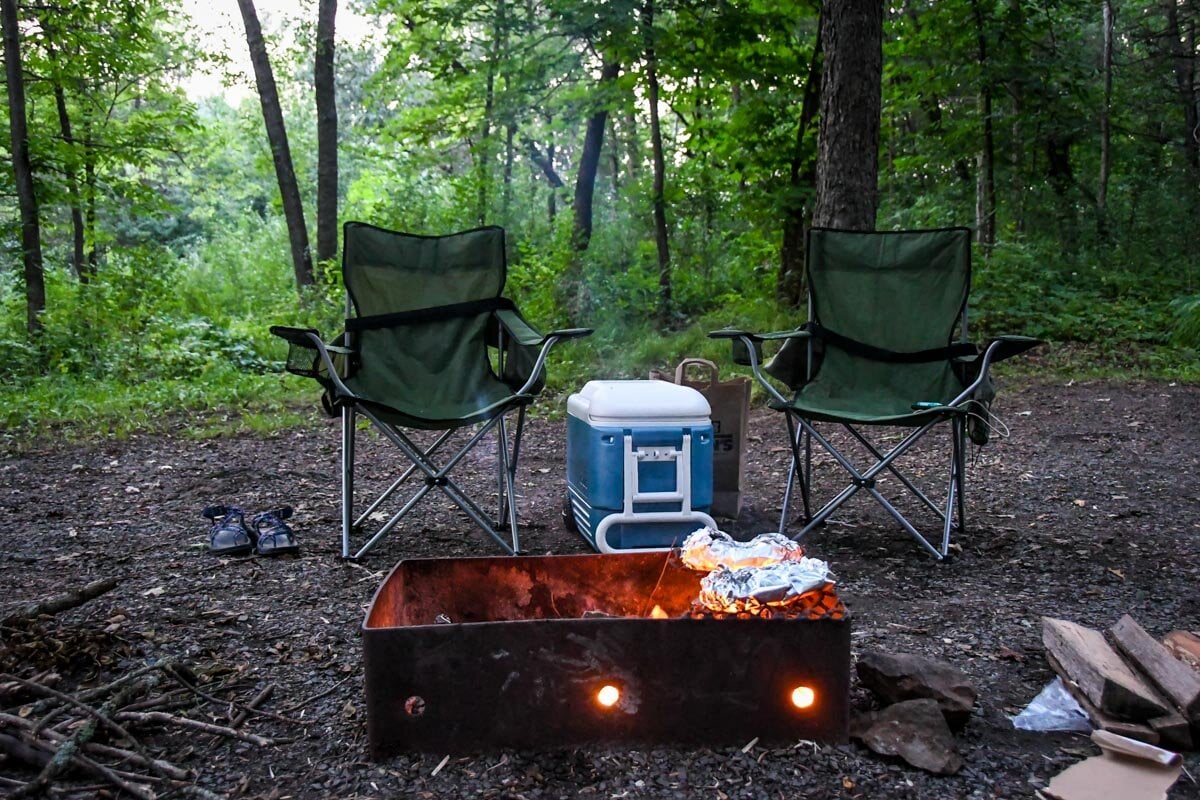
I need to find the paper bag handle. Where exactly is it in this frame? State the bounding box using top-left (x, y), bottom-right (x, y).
top-left (675, 358), bottom-right (719, 387)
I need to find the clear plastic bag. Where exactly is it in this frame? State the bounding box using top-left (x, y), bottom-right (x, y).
top-left (1010, 677), bottom-right (1093, 732)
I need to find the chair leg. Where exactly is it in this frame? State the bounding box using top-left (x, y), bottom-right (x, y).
top-left (953, 416), bottom-right (967, 534)
top-left (355, 406), bottom-right (520, 556)
top-left (793, 416), bottom-right (954, 558)
top-left (498, 411), bottom-right (523, 554)
top-left (341, 405), bottom-right (356, 560)
top-left (495, 411), bottom-right (524, 553)
top-left (779, 414), bottom-right (813, 536)
top-left (355, 429), bottom-right (456, 530)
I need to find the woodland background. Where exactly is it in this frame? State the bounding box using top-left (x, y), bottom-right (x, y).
top-left (1, 0), bottom-right (1198, 438)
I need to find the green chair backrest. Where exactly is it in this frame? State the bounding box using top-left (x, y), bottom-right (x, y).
top-left (341, 222), bottom-right (509, 420)
top-left (803, 227), bottom-right (971, 415)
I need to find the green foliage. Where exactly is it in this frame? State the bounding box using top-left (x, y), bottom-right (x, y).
top-left (1, 0), bottom-right (1197, 443)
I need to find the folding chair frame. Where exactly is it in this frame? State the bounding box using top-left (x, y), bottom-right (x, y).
top-left (714, 325), bottom-right (1014, 561)
top-left (340, 402), bottom-right (527, 559)
top-left (292, 319), bottom-right (582, 560)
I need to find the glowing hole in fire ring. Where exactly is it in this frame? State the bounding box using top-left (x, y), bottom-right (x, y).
top-left (404, 696), bottom-right (426, 717)
top-left (790, 686), bottom-right (816, 710)
top-left (596, 684), bottom-right (621, 708)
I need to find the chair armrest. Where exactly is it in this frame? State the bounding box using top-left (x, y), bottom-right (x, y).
top-left (706, 328), bottom-right (809, 407)
top-left (492, 310), bottom-right (592, 396)
top-left (949, 335), bottom-right (1043, 406)
top-left (269, 325), bottom-right (356, 400)
top-left (545, 328), bottom-right (593, 341)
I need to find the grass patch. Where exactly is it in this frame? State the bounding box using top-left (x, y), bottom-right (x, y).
top-left (2, 334), bottom-right (1195, 449)
top-left (0, 370), bottom-right (313, 448)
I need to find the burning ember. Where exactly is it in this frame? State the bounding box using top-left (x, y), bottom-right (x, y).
top-left (679, 527), bottom-right (843, 620)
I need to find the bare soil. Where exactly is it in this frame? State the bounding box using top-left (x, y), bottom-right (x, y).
top-left (2, 378), bottom-right (1199, 799)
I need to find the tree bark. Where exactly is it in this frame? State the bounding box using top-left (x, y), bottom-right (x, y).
top-left (812, 0), bottom-right (883, 230)
top-left (971, 0), bottom-right (996, 256)
top-left (1163, 0), bottom-right (1198, 169)
top-left (53, 81), bottom-right (88, 282)
top-left (777, 15), bottom-right (823, 308)
top-left (571, 60), bottom-right (620, 252)
top-left (643, 0), bottom-right (671, 322)
top-left (1, 0), bottom-right (45, 335)
top-left (315, 0), bottom-right (338, 265)
top-left (1097, 0), bottom-right (1114, 240)
top-left (237, 0), bottom-right (314, 293)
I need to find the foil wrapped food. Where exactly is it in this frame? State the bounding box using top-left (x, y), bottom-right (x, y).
top-left (697, 559), bottom-right (833, 614)
top-left (680, 527), bottom-right (804, 572)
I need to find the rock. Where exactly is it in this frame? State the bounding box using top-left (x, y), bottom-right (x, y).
top-left (852, 699), bottom-right (964, 775)
top-left (856, 651), bottom-right (977, 730)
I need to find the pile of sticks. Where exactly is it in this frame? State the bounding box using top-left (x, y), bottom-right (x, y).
top-left (0, 578), bottom-right (283, 798)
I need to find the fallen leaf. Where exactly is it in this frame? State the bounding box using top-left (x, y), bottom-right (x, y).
top-left (997, 646), bottom-right (1026, 662)
top-left (142, 585), bottom-right (166, 597)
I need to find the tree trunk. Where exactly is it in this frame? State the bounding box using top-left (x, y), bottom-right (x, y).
top-left (237, 0), bottom-right (314, 293)
top-left (777, 15), bottom-right (823, 308)
top-left (1163, 0), bottom-right (1199, 169)
top-left (1, 0), bottom-right (45, 335)
top-left (1097, 0), bottom-right (1114, 240)
top-left (547, 138), bottom-right (557, 223)
top-left (571, 60), bottom-right (620, 252)
top-left (812, 0), bottom-right (882, 230)
top-left (971, 0), bottom-right (996, 256)
top-left (53, 81), bottom-right (88, 282)
top-left (315, 0), bottom-right (338, 265)
top-left (643, 0), bottom-right (671, 322)
top-left (84, 127), bottom-right (98, 271)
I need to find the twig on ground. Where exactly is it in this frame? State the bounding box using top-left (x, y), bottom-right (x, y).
top-left (0, 711), bottom-right (190, 781)
top-left (231, 683), bottom-right (275, 728)
top-left (280, 673), bottom-right (355, 715)
top-left (113, 711), bottom-right (275, 746)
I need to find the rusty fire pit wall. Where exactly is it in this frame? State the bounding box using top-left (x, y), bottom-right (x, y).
top-left (362, 553), bottom-right (851, 758)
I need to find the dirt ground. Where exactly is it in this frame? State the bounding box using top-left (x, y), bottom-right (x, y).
top-left (2, 378), bottom-right (1199, 799)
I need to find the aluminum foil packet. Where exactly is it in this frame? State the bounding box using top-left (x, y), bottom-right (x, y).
top-left (680, 527), bottom-right (804, 572)
top-left (697, 559), bottom-right (833, 614)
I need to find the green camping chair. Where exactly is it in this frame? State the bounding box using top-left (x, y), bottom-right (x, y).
top-left (272, 222), bottom-right (591, 559)
top-left (711, 227), bottom-right (1040, 559)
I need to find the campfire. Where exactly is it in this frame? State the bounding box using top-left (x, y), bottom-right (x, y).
top-left (679, 527), bottom-right (846, 621)
top-left (361, 534), bottom-right (851, 757)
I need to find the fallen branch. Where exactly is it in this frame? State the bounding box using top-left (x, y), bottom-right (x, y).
top-left (0, 711), bottom-right (190, 781)
top-left (231, 683), bottom-right (275, 729)
top-left (1, 577), bottom-right (123, 627)
top-left (114, 711), bottom-right (275, 746)
top-left (20, 658), bottom-right (179, 718)
top-left (8, 675), bottom-right (150, 798)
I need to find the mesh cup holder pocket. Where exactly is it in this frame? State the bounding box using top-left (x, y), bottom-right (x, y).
top-left (284, 340), bottom-right (322, 379)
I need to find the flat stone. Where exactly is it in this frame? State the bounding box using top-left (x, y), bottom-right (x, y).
top-left (853, 698), bottom-right (964, 775)
top-left (856, 650), bottom-right (977, 730)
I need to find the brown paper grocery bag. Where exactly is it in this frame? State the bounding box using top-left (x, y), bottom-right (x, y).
top-left (652, 358), bottom-right (750, 518)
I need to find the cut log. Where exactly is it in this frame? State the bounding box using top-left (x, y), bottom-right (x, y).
top-left (1042, 617), bottom-right (1169, 721)
top-left (1163, 631), bottom-right (1200, 671)
top-left (1110, 615), bottom-right (1200, 723)
top-left (1146, 713), bottom-right (1193, 752)
top-left (1046, 652), bottom-right (1160, 744)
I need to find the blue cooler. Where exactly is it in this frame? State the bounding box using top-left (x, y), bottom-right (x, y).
top-left (566, 380), bottom-right (717, 552)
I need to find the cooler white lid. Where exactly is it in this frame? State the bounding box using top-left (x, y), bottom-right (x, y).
top-left (567, 380), bottom-right (711, 426)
